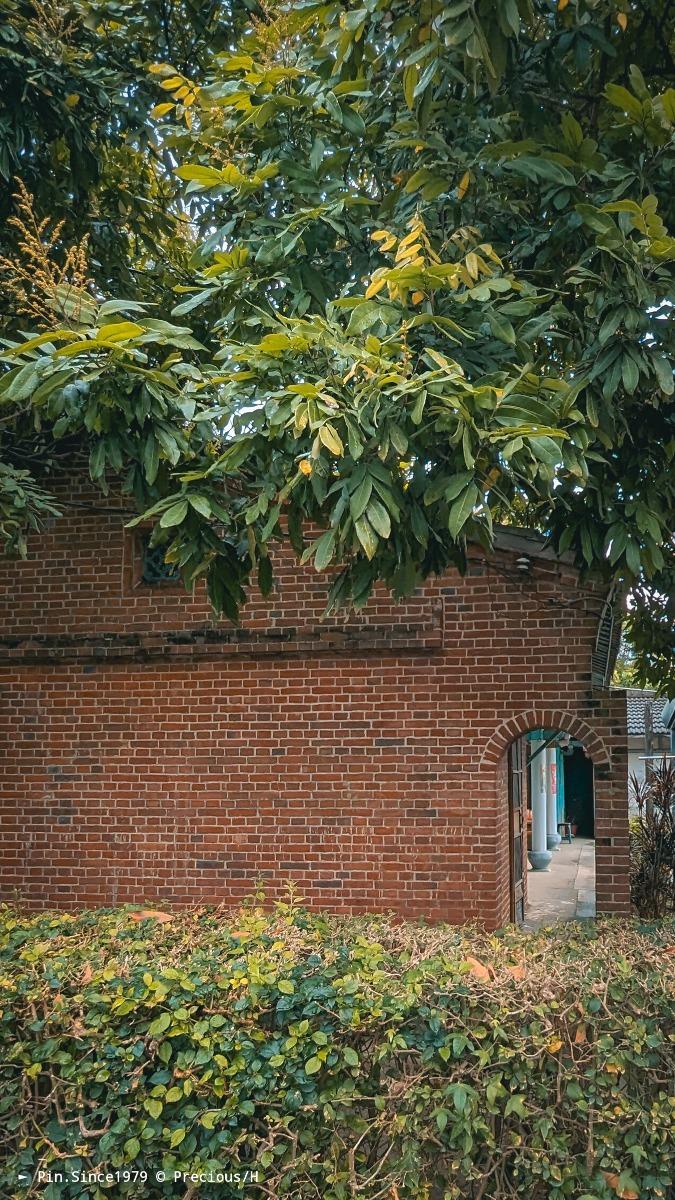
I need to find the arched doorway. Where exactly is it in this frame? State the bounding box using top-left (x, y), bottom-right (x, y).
top-left (519, 729), bottom-right (596, 928)
top-left (481, 708), bottom-right (627, 927)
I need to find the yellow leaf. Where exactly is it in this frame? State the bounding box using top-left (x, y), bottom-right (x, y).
top-left (372, 233), bottom-right (396, 252)
top-left (466, 956), bottom-right (492, 982)
top-left (465, 252), bottom-right (479, 279)
top-left (365, 274), bottom-right (388, 299)
top-left (403, 64), bottom-right (418, 111)
top-left (398, 228), bottom-right (425, 252)
top-left (151, 103), bottom-right (175, 118)
top-left (160, 76), bottom-right (184, 90)
top-left (299, 460), bottom-right (312, 476)
top-left (603, 1172), bottom-right (638, 1200)
top-left (457, 170), bottom-right (470, 200)
top-left (129, 909), bottom-right (173, 923)
top-left (318, 423), bottom-right (344, 456)
top-left (546, 1037), bottom-right (563, 1054)
top-left (411, 291), bottom-right (425, 305)
top-left (396, 243), bottom-right (423, 262)
top-left (149, 62), bottom-right (175, 74)
top-left (65, 93), bottom-right (80, 109)
top-left (604, 1062), bottom-right (621, 1074)
top-left (617, 12), bottom-right (627, 29)
top-left (371, 229), bottom-right (392, 242)
top-left (557, 0), bottom-right (570, 9)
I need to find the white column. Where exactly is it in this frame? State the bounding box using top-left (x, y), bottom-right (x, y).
top-left (528, 738), bottom-right (552, 871)
top-left (546, 747), bottom-right (561, 851)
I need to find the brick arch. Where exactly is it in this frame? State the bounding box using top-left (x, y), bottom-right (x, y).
top-left (480, 709), bottom-right (611, 768)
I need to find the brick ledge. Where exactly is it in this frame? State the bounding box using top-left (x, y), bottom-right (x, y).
top-left (0, 618), bottom-right (444, 663)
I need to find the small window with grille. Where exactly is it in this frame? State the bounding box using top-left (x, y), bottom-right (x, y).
top-left (140, 535), bottom-right (180, 585)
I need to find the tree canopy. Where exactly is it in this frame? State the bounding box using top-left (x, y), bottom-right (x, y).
top-left (1, 0), bottom-right (674, 688)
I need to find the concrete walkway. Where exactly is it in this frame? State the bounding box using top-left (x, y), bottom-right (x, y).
top-left (522, 837), bottom-right (596, 931)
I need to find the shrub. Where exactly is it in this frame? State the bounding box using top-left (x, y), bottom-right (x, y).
top-left (0, 902), bottom-right (674, 1200)
top-left (629, 761), bottom-right (675, 918)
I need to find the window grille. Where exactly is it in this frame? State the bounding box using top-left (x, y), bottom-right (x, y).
top-left (141, 536), bottom-right (179, 584)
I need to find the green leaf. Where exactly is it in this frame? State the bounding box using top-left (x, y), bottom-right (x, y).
top-left (350, 476), bottom-right (372, 521)
top-left (148, 1012), bottom-right (172, 1037)
top-left (346, 301), bottom-right (385, 336)
top-left (448, 484), bottom-right (479, 539)
top-left (338, 102), bottom-right (366, 136)
top-left (354, 514), bottom-right (379, 560)
top-left (503, 156), bottom-right (576, 188)
top-left (488, 312), bottom-right (516, 345)
top-left (389, 422), bottom-right (408, 455)
top-left (304, 1056), bottom-right (322, 1075)
top-left (278, 979), bottom-right (295, 994)
top-left (313, 528), bottom-right (337, 571)
top-left (171, 289), bottom-right (217, 317)
top-left (575, 204), bottom-right (616, 234)
top-left (446, 472), bottom-right (475, 502)
top-left (604, 84), bottom-right (643, 121)
top-left (652, 354), bottom-right (673, 395)
top-left (621, 355), bottom-right (639, 395)
top-left (366, 497), bottom-right (391, 539)
top-left (626, 538), bottom-right (642, 576)
top-left (258, 554), bottom-right (273, 596)
top-left (188, 494), bottom-right (212, 518)
top-left (411, 390), bottom-right (426, 425)
top-left (160, 500), bottom-right (189, 527)
top-left (143, 435), bottom-right (160, 486)
top-left (89, 441), bottom-right (106, 481)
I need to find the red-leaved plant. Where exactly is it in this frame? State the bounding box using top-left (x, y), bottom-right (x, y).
top-left (629, 761), bottom-right (675, 918)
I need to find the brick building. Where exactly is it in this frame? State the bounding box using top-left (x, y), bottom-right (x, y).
top-left (0, 487), bottom-right (630, 928)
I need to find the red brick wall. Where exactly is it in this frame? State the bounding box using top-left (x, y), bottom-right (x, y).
top-left (0, 486), bottom-right (629, 926)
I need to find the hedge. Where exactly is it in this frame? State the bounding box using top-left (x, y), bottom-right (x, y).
top-left (1, 901), bottom-right (674, 1200)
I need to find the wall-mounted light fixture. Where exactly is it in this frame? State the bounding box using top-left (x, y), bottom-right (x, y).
top-left (516, 555), bottom-right (532, 575)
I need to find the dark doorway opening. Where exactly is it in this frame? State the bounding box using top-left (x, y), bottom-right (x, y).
top-left (564, 747), bottom-right (594, 837)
